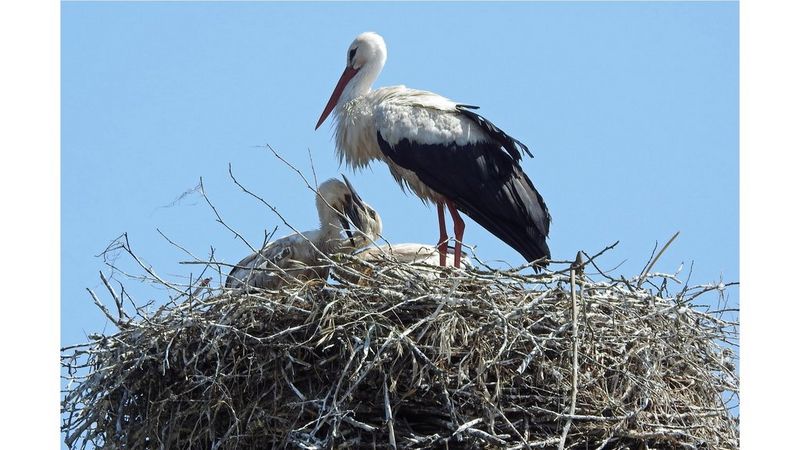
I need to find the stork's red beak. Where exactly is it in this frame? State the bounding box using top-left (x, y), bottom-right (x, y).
top-left (315, 66), bottom-right (359, 130)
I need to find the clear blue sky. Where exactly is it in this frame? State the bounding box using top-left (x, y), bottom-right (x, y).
top-left (62, 1), bottom-right (738, 354)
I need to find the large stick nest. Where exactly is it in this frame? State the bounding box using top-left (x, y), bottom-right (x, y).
top-left (62, 253), bottom-right (738, 449)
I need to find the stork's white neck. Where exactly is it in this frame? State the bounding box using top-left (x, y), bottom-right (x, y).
top-left (339, 58), bottom-right (384, 106)
top-left (330, 34), bottom-right (388, 169)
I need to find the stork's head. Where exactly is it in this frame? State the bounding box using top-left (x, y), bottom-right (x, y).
top-left (316, 176), bottom-right (382, 246)
top-left (345, 32), bottom-right (387, 72)
top-left (315, 32), bottom-right (387, 130)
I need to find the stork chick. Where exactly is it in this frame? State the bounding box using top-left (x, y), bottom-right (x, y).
top-left (225, 176), bottom-right (380, 290)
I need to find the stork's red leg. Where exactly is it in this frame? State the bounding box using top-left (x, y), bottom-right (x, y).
top-left (445, 200), bottom-right (465, 268)
top-left (436, 202), bottom-right (449, 266)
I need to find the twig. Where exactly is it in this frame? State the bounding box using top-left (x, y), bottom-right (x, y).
top-left (384, 376), bottom-right (396, 450)
top-left (558, 253), bottom-right (582, 450)
top-left (637, 231), bottom-right (681, 288)
top-left (99, 271), bottom-right (128, 323)
top-left (199, 177), bottom-right (257, 253)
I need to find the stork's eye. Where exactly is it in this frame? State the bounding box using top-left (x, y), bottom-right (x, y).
top-left (369, 210), bottom-right (376, 218)
top-left (348, 48), bottom-right (357, 62)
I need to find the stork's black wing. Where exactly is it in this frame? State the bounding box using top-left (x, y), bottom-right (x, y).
top-left (376, 108), bottom-right (551, 268)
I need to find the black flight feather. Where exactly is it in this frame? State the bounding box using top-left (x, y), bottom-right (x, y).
top-left (377, 125), bottom-right (551, 269)
top-left (455, 104), bottom-right (534, 160)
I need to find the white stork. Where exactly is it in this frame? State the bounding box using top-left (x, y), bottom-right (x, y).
top-left (225, 176), bottom-right (382, 290)
top-left (315, 32), bottom-right (551, 270)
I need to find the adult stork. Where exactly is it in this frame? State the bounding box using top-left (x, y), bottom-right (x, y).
top-left (315, 32), bottom-right (551, 270)
top-left (226, 176), bottom-right (382, 290)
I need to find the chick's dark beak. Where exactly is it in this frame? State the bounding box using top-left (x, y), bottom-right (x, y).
top-left (343, 196), bottom-right (365, 234)
top-left (341, 175), bottom-right (366, 212)
top-left (339, 216), bottom-right (355, 247)
top-left (341, 175), bottom-right (367, 236)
